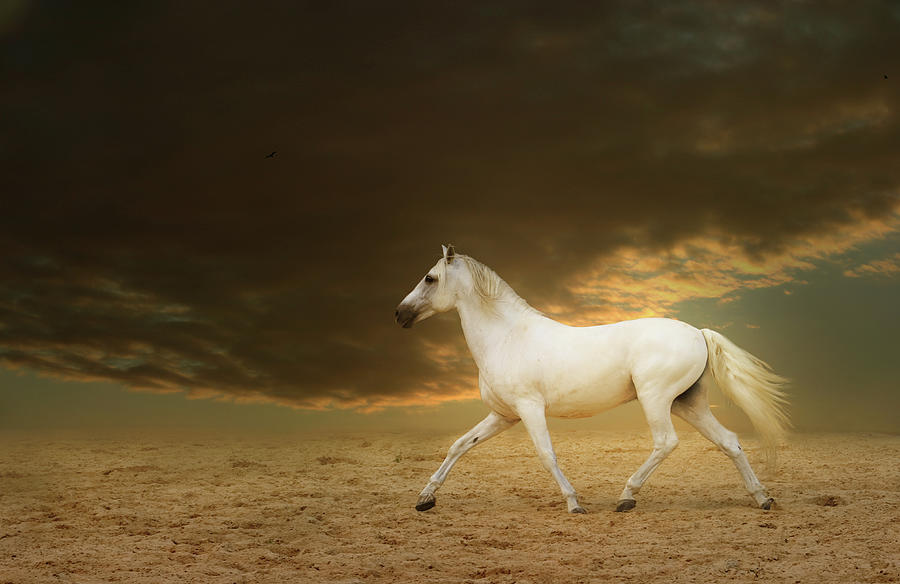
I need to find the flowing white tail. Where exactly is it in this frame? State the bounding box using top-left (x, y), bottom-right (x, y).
top-left (702, 329), bottom-right (791, 465)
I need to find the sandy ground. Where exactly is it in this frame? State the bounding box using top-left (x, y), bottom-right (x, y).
top-left (1, 428), bottom-right (898, 583)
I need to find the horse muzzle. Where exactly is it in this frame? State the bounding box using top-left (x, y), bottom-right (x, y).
top-left (395, 306), bottom-right (417, 328)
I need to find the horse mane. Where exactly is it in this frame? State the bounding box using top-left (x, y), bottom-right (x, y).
top-left (452, 254), bottom-right (541, 316)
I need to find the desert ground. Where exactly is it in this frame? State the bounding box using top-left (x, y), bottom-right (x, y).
top-left (1, 428), bottom-right (898, 583)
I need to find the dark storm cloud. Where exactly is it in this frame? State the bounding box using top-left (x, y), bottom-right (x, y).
top-left (1, 1), bottom-right (898, 408)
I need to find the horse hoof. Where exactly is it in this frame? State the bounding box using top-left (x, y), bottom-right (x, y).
top-left (761, 498), bottom-right (775, 510)
top-left (415, 494), bottom-right (436, 512)
top-left (615, 499), bottom-right (636, 512)
top-left (571, 506), bottom-right (587, 514)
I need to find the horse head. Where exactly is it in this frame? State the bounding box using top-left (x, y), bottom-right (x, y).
top-left (394, 244), bottom-right (461, 328)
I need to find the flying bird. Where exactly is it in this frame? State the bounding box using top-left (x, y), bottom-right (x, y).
top-left (265, 151), bottom-right (277, 158)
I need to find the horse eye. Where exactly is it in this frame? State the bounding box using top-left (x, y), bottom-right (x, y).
top-left (424, 275), bottom-right (435, 284)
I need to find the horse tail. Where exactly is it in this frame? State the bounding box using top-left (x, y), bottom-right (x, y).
top-left (701, 329), bottom-right (791, 467)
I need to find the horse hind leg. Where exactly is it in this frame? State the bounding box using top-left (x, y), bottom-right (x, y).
top-left (671, 381), bottom-right (774, 509)
top-left (616, 396), bottom-right (680, 512)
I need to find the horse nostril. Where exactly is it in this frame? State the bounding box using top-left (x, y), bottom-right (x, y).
top-left (394, 309), bottom-right (399, 319)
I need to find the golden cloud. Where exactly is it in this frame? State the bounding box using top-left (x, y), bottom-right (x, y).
top-left (555, 204), bottom-right (900, 326)
top-left (843, 252), bottom-right (900, 278)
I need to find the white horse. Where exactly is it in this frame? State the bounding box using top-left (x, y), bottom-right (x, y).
top-left (395, 245), bottom-right (789, 514)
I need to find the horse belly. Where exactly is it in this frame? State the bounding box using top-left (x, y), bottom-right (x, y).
top-left (541, 355), bottom-right (636, 418)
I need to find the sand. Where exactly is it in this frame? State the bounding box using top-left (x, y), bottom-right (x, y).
top-left (1, 428), bottom-right (898, 583)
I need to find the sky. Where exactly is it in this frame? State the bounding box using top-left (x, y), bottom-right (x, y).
top-left (1, 1), bottom-right (898, 436)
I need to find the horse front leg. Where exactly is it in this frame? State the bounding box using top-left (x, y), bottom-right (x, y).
top-left (516, 401), bottom-right (586, 514)
top-left (416, 411), bottom-right (518, 511)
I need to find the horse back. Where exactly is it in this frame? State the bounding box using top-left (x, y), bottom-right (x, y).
top-left (484, 317), bottom-right (707, 418)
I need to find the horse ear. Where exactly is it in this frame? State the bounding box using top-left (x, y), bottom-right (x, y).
top-left (444, 244), bottom-right (456, 263)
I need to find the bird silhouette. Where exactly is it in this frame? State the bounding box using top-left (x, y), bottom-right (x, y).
top-left (265, 151), bottom-right (277, 158)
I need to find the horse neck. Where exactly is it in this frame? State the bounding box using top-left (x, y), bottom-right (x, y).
top-left (455, 288), bottom-right (537, 368)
